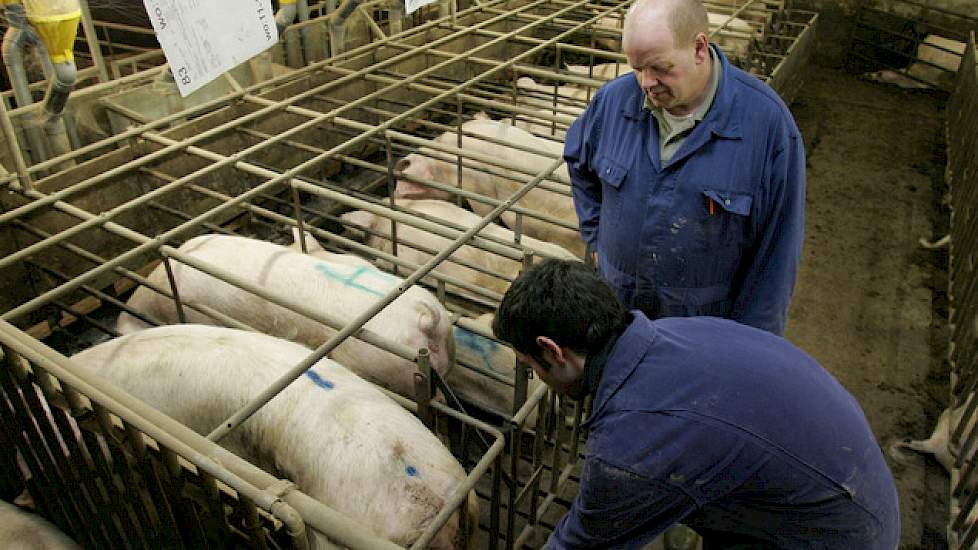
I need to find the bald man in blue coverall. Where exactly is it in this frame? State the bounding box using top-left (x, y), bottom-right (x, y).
top-left (566, 0), bottom-right (806, 335)
top-left (493, 259), bottom-right (901, 550)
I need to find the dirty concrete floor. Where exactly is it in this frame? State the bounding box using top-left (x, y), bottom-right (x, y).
top-left (786, 66), bottom-right (951, 549)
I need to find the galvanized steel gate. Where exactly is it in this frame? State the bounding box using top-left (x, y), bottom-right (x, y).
top-left (946, 30), bottom-right (978, 550)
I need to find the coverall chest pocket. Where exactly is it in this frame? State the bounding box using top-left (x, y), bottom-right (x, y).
top-left (694, 189), bottom-right (753, 251)
top-left (596, 155), bottom-right (628, 228)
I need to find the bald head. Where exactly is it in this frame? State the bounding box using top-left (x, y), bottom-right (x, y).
top-left (624, 0), bottom-right (709, 47)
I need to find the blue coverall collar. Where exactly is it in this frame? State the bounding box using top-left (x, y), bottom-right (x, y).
top-left (585, 311), bottom-right (657, 425)
top-left (620, 44), bottom-right (743, 141)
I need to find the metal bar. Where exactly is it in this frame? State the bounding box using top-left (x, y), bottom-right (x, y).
top-left (11, 220), bottom-right (252, 332)
top-left (160, 254), bottom-right (188, 324)
top-left (411, 401), bottom-right (505, 550)
top-left (160, 244), bottom-right (419, 361)
top-left (78, 0), bottom-right (110, 83)
top-left (11, 0), bottom-right (542, 184)
top-left (0, 319), bottom-right (401, 550)
top-left (0, 88), bottom-right (32, 191)
top-left (3, 0), bottom-right (600, 275)
top-left (204, 156), bottom-right (564, 443)
top-left (292, 180), bottom-right (523, 259)
top-left (138, 168), bottom-right (508, 303)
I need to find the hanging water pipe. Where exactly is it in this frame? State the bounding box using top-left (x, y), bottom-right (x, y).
top-left (1, 0), bottom-right (80, 171)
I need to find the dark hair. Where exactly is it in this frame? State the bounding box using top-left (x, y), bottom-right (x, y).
top-left (492, 259), bottom-right (630, 359)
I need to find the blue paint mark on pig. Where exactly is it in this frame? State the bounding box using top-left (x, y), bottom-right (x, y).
top-left (406, 465), bottom-right (418, 477)
top-left (311, 263), bottom-right (400, 296)
top-left (305, 370), bottom-right (335, 390)
top-left (455, 327), bottom-right (504, 373)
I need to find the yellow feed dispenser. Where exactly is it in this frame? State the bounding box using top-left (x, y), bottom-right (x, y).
top-left (22, 0), bottom-right (79, 64)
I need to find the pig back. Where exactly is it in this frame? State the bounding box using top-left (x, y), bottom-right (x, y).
top-left (70, 325), bottom-right (473, 550)
top-left (117, 234), bottom-right (454, 399)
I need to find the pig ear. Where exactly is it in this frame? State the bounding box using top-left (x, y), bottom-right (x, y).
top-left (473, 111), bottom-right (490, 120)
top-left (290, 227), bottom-right (326, 254)
top-left (302, 230), bottom-right (326, 254)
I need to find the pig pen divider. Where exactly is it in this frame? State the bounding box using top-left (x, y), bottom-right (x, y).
top-left (946, 31), bottom-right (978, 550)
top-left (204, 155), bottom-right (566, 444)
top-left (0, 317), bottom-right (407, 550)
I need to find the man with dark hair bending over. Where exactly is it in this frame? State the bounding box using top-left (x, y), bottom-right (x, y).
top-left (492, 259), bottom-right (900, 550)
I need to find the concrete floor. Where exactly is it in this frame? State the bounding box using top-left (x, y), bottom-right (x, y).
top-left (786, 65), bottom-right (952, 549)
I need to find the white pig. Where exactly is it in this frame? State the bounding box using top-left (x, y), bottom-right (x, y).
top-left (69, 325), bottom-right (477, 550)
top-left (393, 119), bottom-right (586, 257)
top-left (116, 234), bottom-right (455, 400)
top-left (341, 199), bottom-right (578, 302)
top-left (865, 34), bottom-right (965, 89)
top-left (449, 313), bottom-right (543, 426)
top-left (0, 500), bottom-right (80, 549)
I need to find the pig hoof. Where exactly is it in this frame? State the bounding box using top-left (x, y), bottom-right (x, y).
top-left (886, 440), bottom-right (916, 463)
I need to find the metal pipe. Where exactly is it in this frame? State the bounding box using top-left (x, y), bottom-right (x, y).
top-left (292, 180), bottom-right (523, 259)
top-left (297, 0), bottom-right (312, 60)
top-left (140, 167), bottom-right (508, 303)
top-left (77, 0), bottom-right (108, 82)
top-left (326, 0), bottom-right (340, 56)
top-left (2, 3), bottom-right (50, 167)
top-left (160, 243), bottom-right (420, 362)
top-left (358, 4), bottom-right (385, 39)
top-left (329, 0), bottom-right (360, 56)
top-left (412, 401), bottom-right (506, 550)
top-left (41, 60), bottom-right (77, 171)
top-left (13, 219), bottom-right (257, 333)
top-left (205, 156), bottom-right (565, 444)
top-left (260, 87), bottom-right (575, 193)
top-left (17, 0), bottom-right (507, 175)
top-left (4, 1), bottom-right (615, 305)
top-left (0, 76), bottom-right (32, 190)
top-left (0, 318), bottom-right (400, 550)
top-left (389, 0), bottom-right (404, 35)
top-left (279, 1), bottom-right (303, 67)
top-left (7, 0), bottom-right (551, 219)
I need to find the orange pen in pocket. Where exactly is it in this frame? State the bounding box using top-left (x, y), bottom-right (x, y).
top-left (708, 196), bottom-right (715, 215)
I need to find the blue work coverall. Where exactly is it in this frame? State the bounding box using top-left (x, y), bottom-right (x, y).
top-left (546, 313), bottom-right (900, 550)
top-left (565, 47), bottom-right (806, 335)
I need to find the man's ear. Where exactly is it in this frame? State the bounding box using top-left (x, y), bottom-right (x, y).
top-left (535, 336), bottom-right (565, 364)
top-left (694, 33), bottom-right (710, 63)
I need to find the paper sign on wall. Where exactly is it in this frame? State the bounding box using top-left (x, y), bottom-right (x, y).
top-left (405, 0), bottom-right (437, 16)
top-left (143, 0), bottom-right (278, 97)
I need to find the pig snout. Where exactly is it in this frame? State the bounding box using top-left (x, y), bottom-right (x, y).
top-left (394, 155), bottom-right (453, 200)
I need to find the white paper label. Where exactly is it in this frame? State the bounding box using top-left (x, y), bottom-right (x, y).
top-left (143, 0), bottom-right (278, 97)
top-left (404, 0), bottom-right (437, 16)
